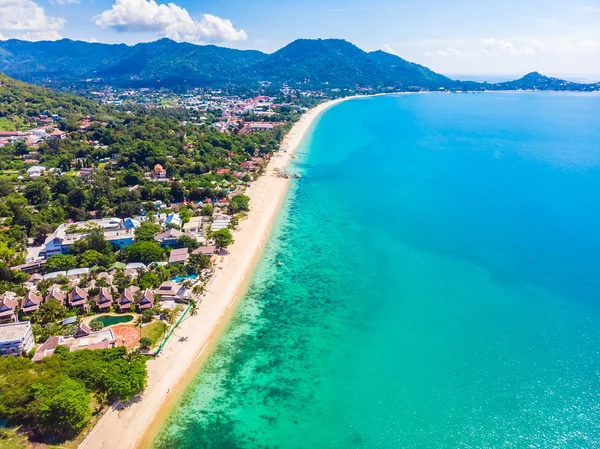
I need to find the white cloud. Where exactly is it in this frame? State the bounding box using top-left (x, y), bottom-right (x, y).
top-left (482, 38), bottom-right (535, 56)
top-left (54, 0), bottom-right (80, 5)
top-left (437, 48), bottom-right (464, 57)
top-left (0, 0), bottom-right (65, 40)
top-left (381, 44), bottom-right (397, 55)
top-left (95, 0), bottom-right (247, 44)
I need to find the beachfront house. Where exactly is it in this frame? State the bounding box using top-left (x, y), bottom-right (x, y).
top-left (0, 322), bottom-right (35, 356)
top-left (33, 325), bottom-right (117, 361)
top-left (169, 247), bottom-right (189, 264)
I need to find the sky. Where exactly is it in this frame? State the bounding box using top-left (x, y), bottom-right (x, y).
top-left (1, 0), bottom-right (599, 78)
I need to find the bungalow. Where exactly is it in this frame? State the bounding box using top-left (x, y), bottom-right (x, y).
top-left (240, 161), bottom-right (256, 171)
top-left (104, 228), bottom-right (135, 249)
top-left (123, 218), bottom-right (141, 230)
top-left (169, 247), bottom-right (189, 264)
top-left (117, 286), bottom-right (139, 312)
top-left (0, 322), bottom-right (35, 356)
top-left (215, 168), bottom-right (230, 175)
top-left (211, 215), bottom-right (231, 232)
top-left (68, 286), bottom-right (89, 309)
top-left (138, 289), bottom-right (155, 310)
top-left (95, 287), bottom-right (113, 311)
top-left (183, 217), bottom-right (203, 235)
top-left (155, 228), bottom-right (184, 248)
top-left (21, 291), bottom-right (43, 314)
top-left (45, 285), bottom-right (66, 305)
top-left (0, 292), bottom-right (18, 322)
top-left (47, 130), bottom-right (65, 140)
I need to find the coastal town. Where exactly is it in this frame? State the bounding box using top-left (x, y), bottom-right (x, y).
top-left (0, 73), bottom-right (329, 446)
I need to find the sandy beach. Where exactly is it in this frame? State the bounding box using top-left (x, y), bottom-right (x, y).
top-left (78, 97), bottom-right (349, 449)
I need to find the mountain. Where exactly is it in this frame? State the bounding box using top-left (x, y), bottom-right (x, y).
top-left (0, 38), bottom-right (598, 92)
top-left (0, 72), bottom-right (96, 130)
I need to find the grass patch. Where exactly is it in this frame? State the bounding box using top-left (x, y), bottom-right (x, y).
top-left (141, 321), bottom-right (166, 346)
top-left (0, 117), bottom-right (19, 131)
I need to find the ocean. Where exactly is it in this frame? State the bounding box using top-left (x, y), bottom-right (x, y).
top-left (153, 92), bottom-right (600, 448)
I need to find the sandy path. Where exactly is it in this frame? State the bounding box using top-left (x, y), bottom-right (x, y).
top-left (79, 98), bottom-right (349, 449)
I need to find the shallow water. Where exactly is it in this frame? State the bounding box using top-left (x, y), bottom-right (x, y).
top-left (154, 93), bottom-right (600, 448)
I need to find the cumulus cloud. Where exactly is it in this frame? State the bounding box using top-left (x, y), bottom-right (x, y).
top-left (482, 38), bottom-right (535, 56)
top-left (95, 0), bottom-right (247, 44)
top-left (0, 0), bottom-right (65, 40)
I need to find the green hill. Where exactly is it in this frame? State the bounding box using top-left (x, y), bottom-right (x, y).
top-left (0, 72), bottom-right (96, 130)
top-left (0, 38), bottom-right (598, 92)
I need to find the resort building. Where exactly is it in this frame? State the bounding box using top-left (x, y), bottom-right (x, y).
top-left (68, 286), bottom-right (89, 309)
top-left (0, 322), bottom-right (34, 356)
top-left (43, 218), bottom-right (130, 258)
top-left (21, 291), bottom-right (43, 314)
top-left (117, 286), bottom-right (140, 312)
top-left (155, 228), bottom-right (184, 248)
top-left (95, 287), bottom-right (113, 311)
top-left (0, 292), bottom-right (18, 322)
top-left (192, 246), bottom-right (217, 257)
top-left (169, 247), bottom-right (189, 264)
top-left (138, 289), bottom-right (155, 310)
top-left (45, 285), bottom-right (66, 305)
top-left (33, 325), bottom-right (117, 361)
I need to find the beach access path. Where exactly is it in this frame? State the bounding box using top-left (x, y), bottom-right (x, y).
top-left (79, 97), bottom-right (349, 449)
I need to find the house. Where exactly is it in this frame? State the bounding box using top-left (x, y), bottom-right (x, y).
top-left (0, 292), bottom-right (18, 322)
top-left (215, 168), bottom-right (230, 175)
top-left (211, 215), bottom-right (231, 231)
top-left (192, 246), bottom-right (217, 257)
top-left (154, 164), bottom-right (167, 178)
top-left (155, 228), bottom-right (184, 248)
top-left (123, 218), bottom-right (141, 230)
top-left (0, 322), bottom-right (35, 356)
top-left (164, 213), bottom-right (183, 229)
top-left (27, 165), bottom-right (46, 178)
top-left (169, 247), bottom-right (189, 264)
top-left (95, 287), bottom-right (113, 311)
top-left (47, 130), bottom-right (65, 140)
top-left (138, 289), bottom-right (155, 310)
top-left (68, 286), bottom-right (89, 309)
top-left (77, 167), bottom-right (94, 177)
top-left (117, 286), bottom-right (139, 312)
top-left (45, 285), bottom-right (66, 305)
top-left (21, 291), bottom-right (43, 314)
top-left (155, 282), bottom-right (179, 300)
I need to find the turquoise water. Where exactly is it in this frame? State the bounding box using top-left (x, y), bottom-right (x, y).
top-left (171, 275), bottom-right (198, 283)
top-left (154, 93), bottom-right (600, 448)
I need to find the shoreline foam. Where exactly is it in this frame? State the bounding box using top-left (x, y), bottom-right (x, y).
top-left (79, 97), bottom-right (352, 449)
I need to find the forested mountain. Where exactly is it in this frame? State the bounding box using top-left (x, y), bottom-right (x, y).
top-left (0, 73), bottom-right (96, 130)
top-left (0, 38), bottom-right (598, 92)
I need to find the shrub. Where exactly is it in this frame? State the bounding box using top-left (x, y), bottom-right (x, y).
top-left (139, 337), bottom-right (152, 350)
top-left (89, 320), bottom-right (104, 331)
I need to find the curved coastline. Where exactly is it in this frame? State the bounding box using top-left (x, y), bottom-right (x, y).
top-left (78, 96), bottom-right (354, 449)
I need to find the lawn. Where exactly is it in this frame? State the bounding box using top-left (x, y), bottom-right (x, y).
top-left (141, 321), bottom-right (167, 346)
top-left (0, 117), bottom-right (18, 131)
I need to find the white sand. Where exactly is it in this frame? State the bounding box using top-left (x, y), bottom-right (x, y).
top-left (79, 97), bottom-right (350, 449)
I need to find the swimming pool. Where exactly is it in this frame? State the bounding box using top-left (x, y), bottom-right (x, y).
top-left (171, 274), bottom-right (198, 283)
top-left (90, 314), bottom-right (134, 327)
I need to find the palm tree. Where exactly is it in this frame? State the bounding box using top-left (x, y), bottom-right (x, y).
top-left (123, 349), bottom-right (143, 363)
top-left (189, 299), bottom-right (198, 317)
top-left (133, 316), bottom-right (144, 329)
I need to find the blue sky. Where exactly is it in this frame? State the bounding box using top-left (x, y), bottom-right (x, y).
top-left (1, 0), bottom-right (599, 77)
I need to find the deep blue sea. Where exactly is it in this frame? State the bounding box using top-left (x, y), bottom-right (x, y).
top-left (154, 92), bottom-right (600, 448)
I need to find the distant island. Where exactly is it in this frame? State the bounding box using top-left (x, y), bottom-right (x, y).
top-left (0, 38), bottom-right (598, 93)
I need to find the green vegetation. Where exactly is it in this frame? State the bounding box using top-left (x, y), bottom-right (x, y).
top-left (141, 321), bottom-right (167, 347)
top-left (211, 228), bottom-right (234, 250)
top-left (0, 346), bottom-right (147, 441)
